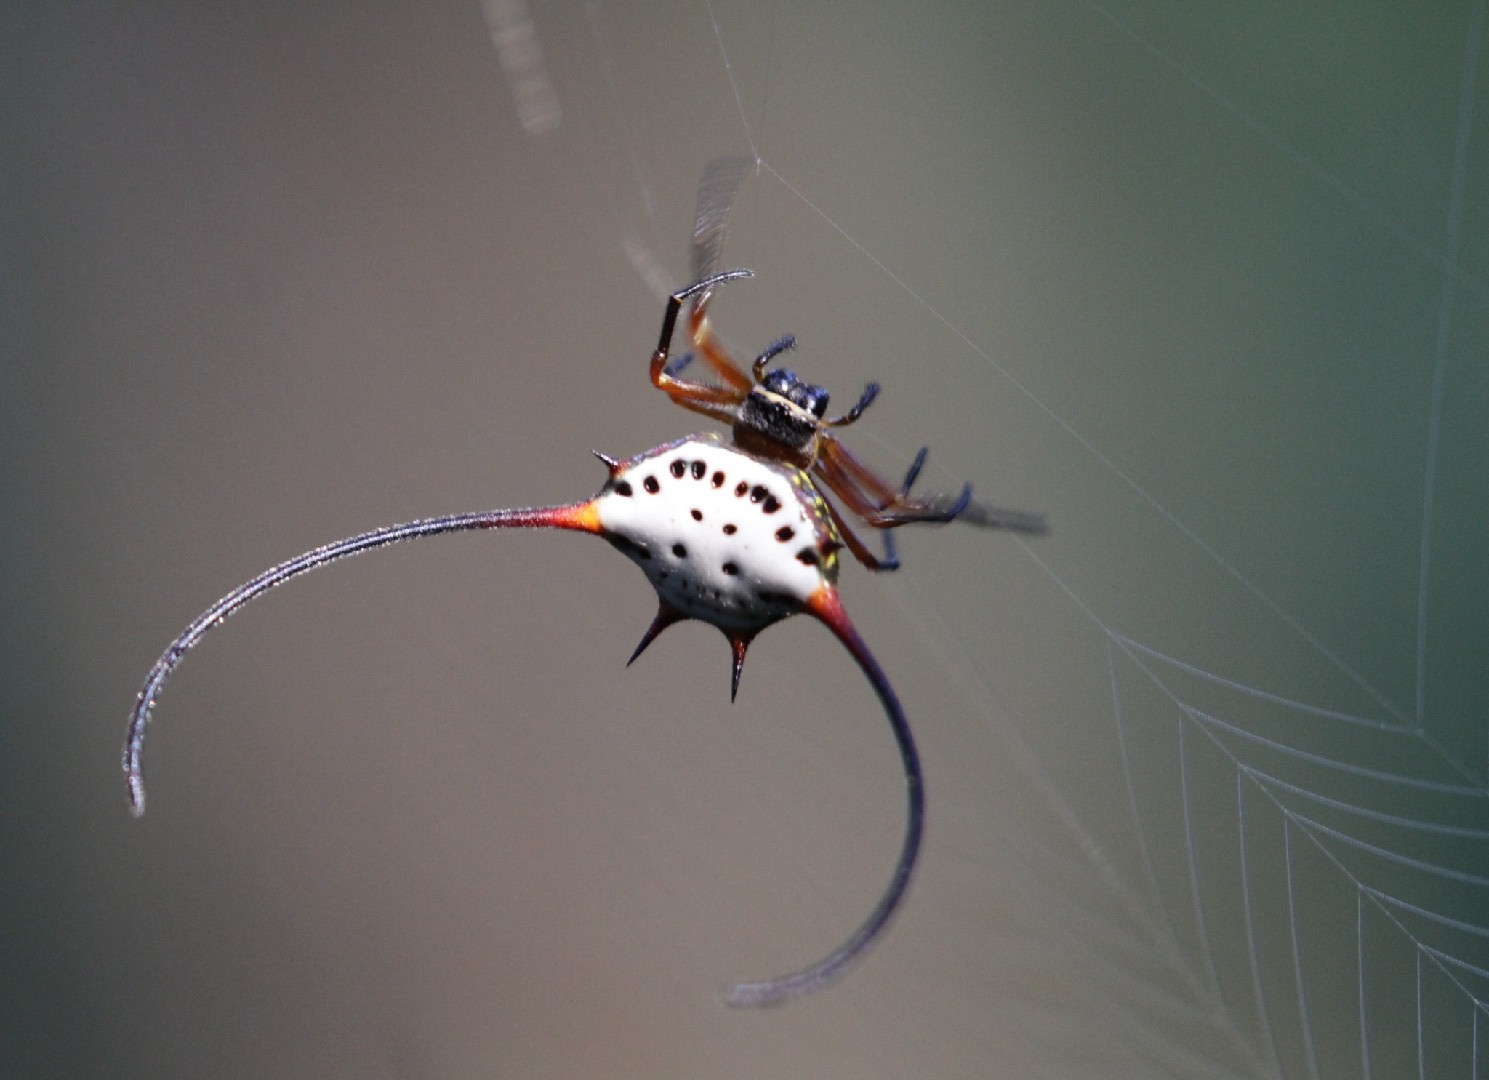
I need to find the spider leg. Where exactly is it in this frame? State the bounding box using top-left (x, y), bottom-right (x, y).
top-left (750, 334), bottom-right (797, 380)
top-left (887, 448), bottom-right (1046, 534)
top-left (685, 288), bottom-right (757, 393)
top-left (874, 450), bottom-right (975, 568)
top-left (824, 382), bottom-right (880, 427)
top-left (944, 498), bottom-right (1049, 535)
top-left (896, 447), bottom-right (974, 523)
top-left (811, 445), bottom-right (962, 571)
top-left (812, 439), bottom-right (943, 525)
top-left (816, 438), bottom-right (987, 527)
top-left (650, 270), bottom-right (753, 422)
top-left (817, 491), bottom-right (901, 572)
top-left (662, 352), bottom-right (695, 378)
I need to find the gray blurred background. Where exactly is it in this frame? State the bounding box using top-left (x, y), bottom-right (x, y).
top-left (6, 2), bottom-right (1485, 1077)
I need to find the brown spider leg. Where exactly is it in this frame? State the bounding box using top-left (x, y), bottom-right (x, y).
top-left (816, 437), bottom-right (971, 525)
top-left (813, 446), bottom-right (954, 571)
top-left (650, 270), bottom-right (753, 422)
top-left (824, 382), bottom-right (881, 428)
top-left (814, 439), bottom-right (920, 523)
top-left (821, 438), bottom-right (1047, 545)
top-left (816, 489), bottom-right (901, 572)
top-left (685, 287), bottom-right (755, 392)
top-left (813, 436), bottom-right (901, 508)
top-left (834, 440), bottom-right (1045, 533)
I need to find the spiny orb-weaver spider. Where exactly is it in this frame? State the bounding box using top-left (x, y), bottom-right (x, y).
top-left (123, 162), bottom-right (1045, 1006)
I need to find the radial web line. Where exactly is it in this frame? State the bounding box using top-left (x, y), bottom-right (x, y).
top-left (1362, 884), bottom-right (1489, 942)
top-left (1417, 0), bottom-right (1485, 727)
top-left (701, 0), bottom-right (757, 160)
top-left (1179, 702), bottom-right (1486, 797)
top-left (1058, 551), bottom-right (1485, 1069)
top-left (1358, 893), bottom-right (1373, 1080)
top-left (1205, 686), bottom-right (1489, 950)
top-left (1203, 720), bottom-right (1489, 958)
top-left (1237, 778), bottom-right (1284, 1076)
top-left (1475, 1002), bottom-right (1483, 1080)
top-left (1111, 635), bottom-right (1484, 795)
top-left (1419, 944), bottom-right (1489, 982)
top-left (1117, 629), bottom-right (1489, 1066)
top-left (1239, 764), bottom-right (1489, 840)
top-left (1263, 790), bottom-right (1489, 984)
top-left (1178, 718), bottom-right (1223, 997)
top-left (1283, 821), bottom-right (1323, 1079)
top-left (1078, 0), bottom-right (1488, 301)
top-left (1111, 632), bottom-right (1409, 731)
top-left (1417, 950), bottom-right (1427, 1080)
top-left (1110, 639), bottom-right (1182, 946)
top-left (1284, 813), bottom-right (1489, 889)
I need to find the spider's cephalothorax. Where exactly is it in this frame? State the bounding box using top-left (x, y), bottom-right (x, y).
top-left (734, 365), bottom-right (831, 465)
top-left (122, 161), bottom-right (1044, 1010)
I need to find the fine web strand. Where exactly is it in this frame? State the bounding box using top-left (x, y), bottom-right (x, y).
top-left (1080, 0), bottom-right (1489, 302)
top-left (1283, 820), bottom-right (1323, 1080)
top-left (1417, 0), bottom-right (1485, 726)
top-left (562, 2), bottom-right (1488, 1071)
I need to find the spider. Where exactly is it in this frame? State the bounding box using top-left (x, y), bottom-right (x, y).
top-left (123, 173), bottom-right (1045, 1007)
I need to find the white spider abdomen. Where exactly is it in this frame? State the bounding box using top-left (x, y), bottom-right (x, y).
top-left (595, 435), bottom-right (840, 630)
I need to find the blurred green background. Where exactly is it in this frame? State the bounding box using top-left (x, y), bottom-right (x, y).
top-left (6, 2), bottom-right (1485, 1076)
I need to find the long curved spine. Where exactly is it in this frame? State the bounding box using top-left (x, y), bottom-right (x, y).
top-left (722, 587), bottom-right (923, 1007)
top-left (123, 503), bottom-right (598, 817)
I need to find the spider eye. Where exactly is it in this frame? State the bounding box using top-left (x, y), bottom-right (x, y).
top-left (761, 368), bottom-right (830, 419)
top-left (798, 385), bottom-right (830, 418)
top-left (762, 368), bottom-right (798, 396)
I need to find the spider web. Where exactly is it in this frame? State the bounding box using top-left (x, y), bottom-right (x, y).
top-left (7, 2), bottom-right (1486, 1077)
top-left (519, 1), bottom-right (1489, 1076)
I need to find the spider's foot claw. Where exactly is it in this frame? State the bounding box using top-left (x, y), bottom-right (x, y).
top-left (900, 447), bottom-right (929, 495)
top-left (872, 529), bottom-right (901, 572)
top-left (945, 482), bottom-right (973, 523)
